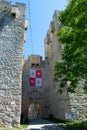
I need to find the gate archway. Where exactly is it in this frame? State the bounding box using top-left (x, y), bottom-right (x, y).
top-left (28, 102), bottom-right (42, 118)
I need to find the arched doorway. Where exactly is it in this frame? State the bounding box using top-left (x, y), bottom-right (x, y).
top-left (28, 103), bottom-right (41, 118)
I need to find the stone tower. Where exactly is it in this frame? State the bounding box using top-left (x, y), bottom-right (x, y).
top-left (22, 55), bottom-right (50, 122)
top-left (44, 10), bottom-right (71, 120)
top-left (44, 10), bottom-right (87, 120)
top-left (0, 0), bottom-right (28, 128)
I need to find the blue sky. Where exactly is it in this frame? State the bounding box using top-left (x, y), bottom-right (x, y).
top-left (12, 0), bottom-right (67, 59)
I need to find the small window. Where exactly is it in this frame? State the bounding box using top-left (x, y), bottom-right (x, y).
top-left (36, 64), bottom-right (39, 67)
top-left (11, 7), bottom-right (19, 18)
top-left (31, 63), bottom-right (35, 68)
top-left (11, 13), bottom-right (16, 18)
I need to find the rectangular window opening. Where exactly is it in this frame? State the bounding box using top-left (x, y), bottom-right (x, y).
top-left (11, 13), bottom-right (16, 18)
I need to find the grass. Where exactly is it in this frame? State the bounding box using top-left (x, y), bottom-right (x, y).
top-left (0, 124), bottom-right (28, 130)
top-left (65, 120), bottom-right (87, 130)
top-left (45, 117), bottom-right (67, 128)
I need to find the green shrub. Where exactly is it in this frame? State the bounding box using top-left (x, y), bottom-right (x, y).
top-left (0, 124), bottom-right (28, 130)
top-left (65, 120), bottom-right (87, 130)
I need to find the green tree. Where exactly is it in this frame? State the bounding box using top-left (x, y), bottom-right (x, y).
top-left (54, 0), bottom-right (87, 93)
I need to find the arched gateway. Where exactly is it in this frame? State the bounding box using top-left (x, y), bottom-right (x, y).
top-left (21, 55), bottom-right (50, 123)
top-left (28, 103), bottom-right (41, 118)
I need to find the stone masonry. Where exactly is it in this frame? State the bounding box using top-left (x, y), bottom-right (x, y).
top-left (44, 10), bottom-right (87, 120)
top-left (22, 55), bottom-right (50, 122)
top-left (0, 0), bottom-right (28, 128)
top-left (22, 10), bottom-right (87, 121)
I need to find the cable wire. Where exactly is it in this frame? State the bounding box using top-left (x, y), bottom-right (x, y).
top-left (27, 0), bottom-right (33, 54)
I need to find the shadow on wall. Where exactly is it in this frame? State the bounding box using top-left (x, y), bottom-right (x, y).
top-left (21, 93), bottom-right (29, 124)
top-left (21, 113), bottom-right (29, 124)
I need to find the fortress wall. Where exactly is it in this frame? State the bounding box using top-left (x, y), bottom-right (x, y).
top-left (69, 84), bottom-right (87, 119)
top-left (0, 0), bottom-right (26, 127)
top-left (44, 10), bottom-right (87, 120)
top-left (44, 10), bottom-right (71, 120)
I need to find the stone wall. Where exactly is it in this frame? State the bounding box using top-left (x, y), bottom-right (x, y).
top-left (0, 0), bottom-right (26, 128)
top-left (69, 83), bottom-right (87, 120)
top-left (44, 10), bottom-right (71, 120)
top-left (22, 55), bottom-right (50, 122)
top-left (44, 10), bottom-right (87, 120)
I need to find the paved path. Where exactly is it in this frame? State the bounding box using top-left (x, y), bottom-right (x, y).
top-left (25, 118), bottom-right (64, 130)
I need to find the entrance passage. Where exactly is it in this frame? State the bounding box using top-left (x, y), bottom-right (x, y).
top-left (28, 103), bottom-right (41, 118)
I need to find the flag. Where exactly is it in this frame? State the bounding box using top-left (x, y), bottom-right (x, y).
top-left (30, 78), bottom-right (35, 86)
top-left (30, 69), bottom-right (35, 78)
top-left (29, 69), bottom-right (42, 87)
top-left (36, 78), bottom-right (42, 86)
top-left (36, 70), bottom-right (42, 78)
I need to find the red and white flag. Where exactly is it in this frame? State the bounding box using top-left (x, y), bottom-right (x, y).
top-left (36, 70), bottom-right (42, 78)
top-left (36, 78), bottom-right (42, 86)
top-left (30, 78), bottom-right (35, 86)
top-left (30, 69), bottom-right (36, 78)
top-left (29, 69), bottom-right (42, 87)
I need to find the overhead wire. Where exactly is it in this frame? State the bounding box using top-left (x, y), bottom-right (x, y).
top-left (27, 0), bottom-right (33, 54)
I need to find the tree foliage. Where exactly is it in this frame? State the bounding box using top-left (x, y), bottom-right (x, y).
top-left (54, 0), bottom-right (87, 93)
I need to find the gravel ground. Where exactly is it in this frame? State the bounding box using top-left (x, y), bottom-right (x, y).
top-left (25, 118), bottom-right (64, 130)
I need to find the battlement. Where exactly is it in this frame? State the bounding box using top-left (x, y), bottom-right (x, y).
top-left (28, 55), bottom-right (41, 68)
